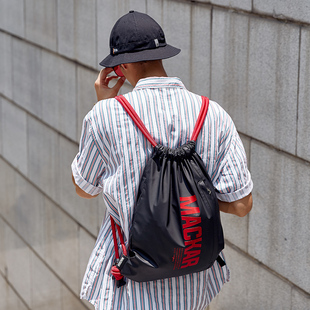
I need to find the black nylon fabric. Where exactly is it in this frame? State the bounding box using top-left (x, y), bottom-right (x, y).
top-left (119, 141), bottom-right (224, 282)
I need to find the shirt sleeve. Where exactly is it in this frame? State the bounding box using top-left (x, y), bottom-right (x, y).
top-left (71, 110), bottom-right (108, 196)
top-left (213, 122), bottom-right (253, 202)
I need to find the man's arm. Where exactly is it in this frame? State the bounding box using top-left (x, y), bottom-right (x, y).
top-left (218, 193), bottom-right (253, 217)
top-left (71, 69), bottom-right (125, 199)
top-left (72, 174), bottom-right (99, 199)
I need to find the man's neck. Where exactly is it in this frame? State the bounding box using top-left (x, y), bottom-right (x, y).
top-left (124, 60), bottom-right (168, 87)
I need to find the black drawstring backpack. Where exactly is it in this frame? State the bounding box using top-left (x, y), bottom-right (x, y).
top-left (110, 95), bottom-right (225, 287)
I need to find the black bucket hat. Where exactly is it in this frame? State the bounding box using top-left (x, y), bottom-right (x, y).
top-left (99, 11), bottom-right (181, 68)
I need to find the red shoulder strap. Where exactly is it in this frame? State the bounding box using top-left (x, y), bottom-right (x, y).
top-left (190, 96), bottom-right (209, 141)
top-left (116, 95), bottom-right (157, 147)
top-left (115, 95), bottom-right (209, 144)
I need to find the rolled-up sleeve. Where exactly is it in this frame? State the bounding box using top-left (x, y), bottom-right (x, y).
top-left (71, 111), bottom-right (107, 196)
top-left (213, 128), bottom-right (253, 202)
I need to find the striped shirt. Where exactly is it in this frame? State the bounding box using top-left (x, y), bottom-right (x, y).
top-left (71, 77), bottom-right (253, 310)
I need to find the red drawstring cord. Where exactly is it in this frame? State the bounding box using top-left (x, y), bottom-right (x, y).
top-left (110, 216), bottom-right (127, 282)
top-left (116, 223), bottom-right (128, 256)
top-left (110, 216), bottom-right (120, 259)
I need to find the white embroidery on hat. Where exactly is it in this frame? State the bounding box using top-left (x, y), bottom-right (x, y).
top-left (154, 39), bottom-right (159, 47)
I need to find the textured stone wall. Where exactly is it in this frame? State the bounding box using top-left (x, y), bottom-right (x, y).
top-left (0, 0), bottom-right (309, 309)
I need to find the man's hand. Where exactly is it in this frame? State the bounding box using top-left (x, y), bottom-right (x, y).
top-left (94, 68), bottom-right (126, 101)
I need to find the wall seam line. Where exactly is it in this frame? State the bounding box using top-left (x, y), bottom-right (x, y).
top-left (0, 153), bottom-right (97, 239)
top-left (0, 29), bottom-right (100, 73)
top-left (184, 0), bottom-right (310, 26)
top-left (295, 26), bottom-right (302, 156)
top-left (209, 5), bottom-right (213, 97)
top-left (0, 93), bottom-right (79, 146)
top-left (0, 215), bottom-right (90, 309)
top-left (225, 240), bottom-right (310, 297)
top-left (0, 271), bottom-right (31, 310)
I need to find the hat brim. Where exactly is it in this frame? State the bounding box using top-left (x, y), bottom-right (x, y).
top-left (99, 44), bottom-right (181, 68)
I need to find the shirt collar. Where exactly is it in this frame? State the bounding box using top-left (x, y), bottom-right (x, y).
top-left (134, 77), bottom-right (186, 90)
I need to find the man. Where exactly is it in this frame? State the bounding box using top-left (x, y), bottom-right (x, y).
top-left (72, 11), bottom-right (253, 310)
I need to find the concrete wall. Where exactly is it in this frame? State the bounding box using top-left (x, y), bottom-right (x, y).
top-left (0, 0), bottom-right (309, 309)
